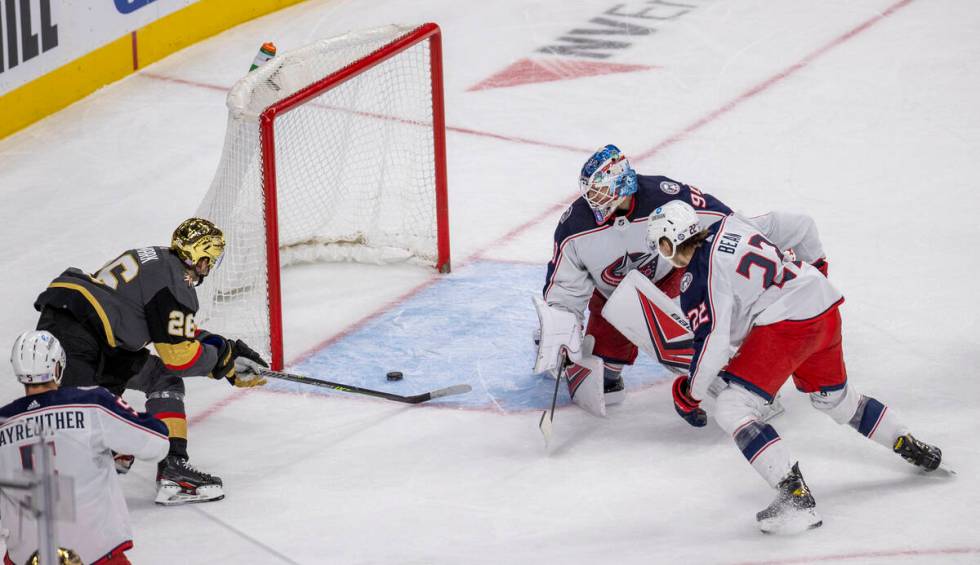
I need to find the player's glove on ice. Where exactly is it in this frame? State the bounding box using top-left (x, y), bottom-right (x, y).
top-left (199, 331), bottom-right (268, 387)
top-left (672, 375), bottom-right (707, 427)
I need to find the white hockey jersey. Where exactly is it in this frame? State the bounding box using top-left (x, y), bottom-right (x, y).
top-left (543, 175), bottom-right (826, 322)
top-left (678, 215), bottom-right (844, 401)
top-left (0, 386), bottom-right (169, 564)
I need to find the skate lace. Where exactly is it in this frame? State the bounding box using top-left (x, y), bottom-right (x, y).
top-left (177, 458), bottom-right (216, 480)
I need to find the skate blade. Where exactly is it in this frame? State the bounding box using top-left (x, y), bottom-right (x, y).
top-left (604, 389), bottom-right (626, 406)
top-left (759, 508), bottom-right (822, 535)
top-left (923, 465), bottom-right (956, 478)
top-left (155, 483), bottom-right (225, 506)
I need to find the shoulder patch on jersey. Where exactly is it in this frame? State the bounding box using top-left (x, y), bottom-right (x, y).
top-left (680, 272), bottom-right (693, 293)
top-left (559, 204), bottom-right (574, 224)
top-left (660, 181), bottom-right (681, 195)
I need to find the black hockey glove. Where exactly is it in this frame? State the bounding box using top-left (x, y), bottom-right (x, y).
top-left (199, 331), bottom-right (268, 386)
top-left (672, 375), bottom-right (707, 427)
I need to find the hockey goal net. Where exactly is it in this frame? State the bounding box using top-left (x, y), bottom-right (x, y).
top-left (195, 23), bottom-right (449, 370)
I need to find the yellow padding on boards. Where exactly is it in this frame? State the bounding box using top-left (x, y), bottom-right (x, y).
top-left (0, 0), bottom-right (308, 140)
top-left (0, 36), bottom-right (132, 140)
top-left (135, 0), bottom-right (308, 69)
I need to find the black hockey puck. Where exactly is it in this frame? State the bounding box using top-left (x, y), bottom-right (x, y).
top-left (386, 371), bottom-right (404, 382)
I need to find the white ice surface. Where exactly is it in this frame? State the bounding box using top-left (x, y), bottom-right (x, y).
top-left (2, 0), bottom-right (980, 563)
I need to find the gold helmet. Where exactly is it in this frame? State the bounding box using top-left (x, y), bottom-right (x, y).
top-left (26, 548), bottom-right (83, 565)
top-left (172, 218), bottom-right (225, 272)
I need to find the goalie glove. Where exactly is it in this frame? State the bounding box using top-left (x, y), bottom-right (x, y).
top-left (672, 375), bottom-right (707, 427)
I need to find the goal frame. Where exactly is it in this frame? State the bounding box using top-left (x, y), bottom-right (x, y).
top-left (257, 23), bottom-right (450, 370)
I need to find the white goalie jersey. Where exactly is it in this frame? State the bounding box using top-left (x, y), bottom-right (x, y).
top-left (543, 174), bottom-right (827, 322)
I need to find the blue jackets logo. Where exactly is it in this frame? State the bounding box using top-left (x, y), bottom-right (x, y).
top-left (115, 0), bottom-right (159, 14)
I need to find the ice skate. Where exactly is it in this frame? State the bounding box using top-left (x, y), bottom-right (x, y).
top-left (155, 456), bottom-right (225, 506)
top-left (604, 375), bottom-right (625, 405)
top-left (893, 434), bottom-right (942, 472)
top-left (756, 463), bottom-right (822, 534)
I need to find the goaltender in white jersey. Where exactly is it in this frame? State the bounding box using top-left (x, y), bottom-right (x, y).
top-left (1, 331), bottom-right (169, 565)
top-left (535, 144), bottom-right (828, 415)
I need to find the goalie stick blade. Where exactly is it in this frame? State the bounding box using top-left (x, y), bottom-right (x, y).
top-left (539, 410), bottom-right (553, 447)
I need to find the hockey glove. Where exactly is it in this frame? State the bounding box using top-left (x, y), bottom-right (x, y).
top-left (113, 452), bottom-right (135, 475)
top-left (672, 375), bottom-right (707, 427)
top-left (200, 332), bottom-right (268, 386)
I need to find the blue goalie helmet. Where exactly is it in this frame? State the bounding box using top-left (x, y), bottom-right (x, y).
top-left (578, 144), bottom-right (638, 223)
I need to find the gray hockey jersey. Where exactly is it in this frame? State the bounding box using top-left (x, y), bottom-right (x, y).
top-left (34, 246), bottom-right (218, 375)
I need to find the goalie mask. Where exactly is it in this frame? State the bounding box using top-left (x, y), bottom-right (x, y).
top-left (11, 330), bottom-right (66, 386)
top-left (647, 200), bottom-right (702, 262)
top-left (579, 144), bottom-right (638, 223)
top-left (172, 218), bottom-right (226, 282)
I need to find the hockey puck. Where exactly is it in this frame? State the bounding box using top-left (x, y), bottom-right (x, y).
top-left (386, 371), bottom-right (404, 382)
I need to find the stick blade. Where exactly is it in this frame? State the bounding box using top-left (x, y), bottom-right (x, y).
top-left (427, 383), bottom-right (472, 400)
top-left (538, 410), bottom-right (553, 447)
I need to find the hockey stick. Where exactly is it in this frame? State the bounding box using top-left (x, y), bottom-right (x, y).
top-left (260, 370), bottom-right (472, 404)
top-left (538, 348), bottom-right (569, 447)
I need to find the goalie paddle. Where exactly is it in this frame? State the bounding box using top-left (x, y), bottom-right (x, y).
top-left (261, 370), bottom-right (471, 404)
top-left (538, 349), bottom-right (569, 448)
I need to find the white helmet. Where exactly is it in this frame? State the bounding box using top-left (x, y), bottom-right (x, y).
top-left (647, 200), bottom-right (702, 260)
top-left (11, 330), bottom-right (66, 385)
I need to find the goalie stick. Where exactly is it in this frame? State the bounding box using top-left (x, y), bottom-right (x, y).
top-left (538, 348), bottom-right (569, 447)
top-left (260, 370), bottom-right (472, 404)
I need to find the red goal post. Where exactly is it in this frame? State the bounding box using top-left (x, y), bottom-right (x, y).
top-left (196, 23), bottom-right (450, 370)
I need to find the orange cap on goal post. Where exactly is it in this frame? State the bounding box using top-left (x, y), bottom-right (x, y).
top-left (249, 42), bottom-right (277, 72)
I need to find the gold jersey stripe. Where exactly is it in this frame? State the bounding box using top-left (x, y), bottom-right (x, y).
top-left (48, 282), bottom-right (117, 347)
top-left (155, 340), bottom-right (202, 369)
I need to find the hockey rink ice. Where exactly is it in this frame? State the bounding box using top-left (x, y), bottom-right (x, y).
top-left (2, 0), bottom-right (980, 563)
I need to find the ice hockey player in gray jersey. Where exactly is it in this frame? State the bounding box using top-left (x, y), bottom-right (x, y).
top-left (32, 218), bottom-right (268, 505)
top-left (1, 330), bottom-right (169, 564)
top-left (648, 200), bottom-right (943, 534)
top-left (535, 144), bottom-right (828, 415)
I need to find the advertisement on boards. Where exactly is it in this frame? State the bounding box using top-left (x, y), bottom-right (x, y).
top-left (0, 0), bottom-right (200, 94)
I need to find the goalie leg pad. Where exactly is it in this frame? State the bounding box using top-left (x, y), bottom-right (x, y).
top-left (532, 296), bottom-right (583, 374)
top-left (564, 337), bottom-right (606, 417)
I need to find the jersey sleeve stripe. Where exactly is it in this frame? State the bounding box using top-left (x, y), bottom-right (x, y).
top-left (157, 340), bottom-right (203, 371)
top-left (48, 282), bottom-right (117, 347)
top-left (689, 216), bottom-right (728, 393)
top-left (0, 404), bottom-right (168, 441)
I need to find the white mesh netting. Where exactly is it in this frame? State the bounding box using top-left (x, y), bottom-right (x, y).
top-left (194, 24), bottom-right (441, 361)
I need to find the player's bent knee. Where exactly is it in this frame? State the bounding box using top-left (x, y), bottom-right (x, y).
top-left (713, 383), bottom-right (767, 436)
top-left (809, 384), bottom-right (860, 425)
